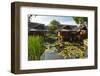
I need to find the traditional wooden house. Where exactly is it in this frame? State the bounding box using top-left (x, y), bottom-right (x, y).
top-left (28, 22), bottom-right (87, 42)
top-left (56, 24), bottom-right (78, 41)
top-left (56, 24), bottom-right (87, 42)
top-left (28, 22), bottom-right (48, 36)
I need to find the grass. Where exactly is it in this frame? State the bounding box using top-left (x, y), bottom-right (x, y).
top-left (28, 35), bottom-right (45, 60)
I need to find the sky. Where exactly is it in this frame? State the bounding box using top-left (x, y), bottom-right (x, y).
top-left (30, 15), bottom-right (78, 26)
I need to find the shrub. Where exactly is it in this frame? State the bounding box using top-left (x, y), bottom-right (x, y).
top-left (58, 41), bottom-right (87, 59)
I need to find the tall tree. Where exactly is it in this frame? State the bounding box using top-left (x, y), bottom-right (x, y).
top-left (48, 20), bottom-right (60, 32)
top-left (73, 17), bottom-right (88, 26)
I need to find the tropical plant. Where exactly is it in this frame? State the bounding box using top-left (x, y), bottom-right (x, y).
top-left (28, 35), bottom-right (45, 60)
top-left (73, 17), bottom-right (88, 25)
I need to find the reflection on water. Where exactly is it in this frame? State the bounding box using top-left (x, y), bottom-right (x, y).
top-left (40, 43), bottom-right (64, 60)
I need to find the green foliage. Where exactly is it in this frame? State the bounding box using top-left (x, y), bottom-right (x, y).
top-left (73, 17), bottom-right (88, 25)
top-left (49, 20), bottom-right (60, 26)
top-left (28, 36), bottom-right (45, 60)
top-left (47, 32), bottom-right (56, 38)
top-left (58, 46), bottom-right (84, 59)
top-left (58, 41), bottom-right (87, 59)
top-left (48, 20), bottom-right (60, 32)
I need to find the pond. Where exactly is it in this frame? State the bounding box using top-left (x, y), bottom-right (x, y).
top-left (40, 43), bottom-right (64, 60)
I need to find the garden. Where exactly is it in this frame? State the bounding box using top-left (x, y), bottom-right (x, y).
top-left (28, 16), bottom-right (88, 60)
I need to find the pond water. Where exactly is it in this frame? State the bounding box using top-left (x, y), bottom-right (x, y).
top-left (40, 44), bottom-right (64, 60)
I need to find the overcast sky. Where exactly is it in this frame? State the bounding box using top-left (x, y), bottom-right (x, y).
top-left (30, 15), bottom-right (77, 26)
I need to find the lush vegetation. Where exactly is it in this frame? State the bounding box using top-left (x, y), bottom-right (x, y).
top-left (48, 20), bottom-right (60, 32)
top-left (28, 36), bottom-right (45, 60)
top-left (73, 17), bottom-right (88, 25)
top-left (28, 17), bottom-right (88, 60)
top-left (46, 19), bottom-right (88, 59)
top-left (58, 41), bottom-right (88, 59)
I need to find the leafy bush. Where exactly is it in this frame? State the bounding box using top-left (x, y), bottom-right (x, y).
top-left (58, 41), bottom-right (87, 59)
top-left (28, 35), bottom-right (45, 60)
top-left (58, 46), bottom-right (85, 59)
